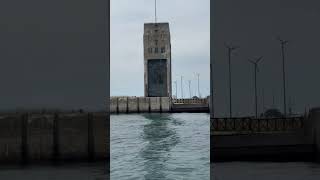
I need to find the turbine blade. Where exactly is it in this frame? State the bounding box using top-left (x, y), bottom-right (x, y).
top-left (256, 56), bottom-right (263, 63)
top-left (248, 59), bottom-right (255, 64)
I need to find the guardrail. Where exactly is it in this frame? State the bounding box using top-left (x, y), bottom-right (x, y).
top-left (211, 116), bottom-right (304, 133)
top-left (172, 98), bottom-right (208, 104)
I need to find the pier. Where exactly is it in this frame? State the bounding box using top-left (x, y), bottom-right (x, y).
top-left (110, 96), bottom-right (210, 114)
top-left (211, 108), bottom-right (320, 162)
top-left (0, 112), bottom-right (108, 163)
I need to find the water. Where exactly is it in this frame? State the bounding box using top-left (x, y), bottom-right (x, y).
top-left (0, 163), bottom-right (108, 180)
top-left (212, 162), bottom-right (320, 180)
top-left (111, 113), bottom-right (210, 180)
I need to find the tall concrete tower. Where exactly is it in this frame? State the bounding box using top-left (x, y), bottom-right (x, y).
top-left (144, 23), bottom-right (172, 97)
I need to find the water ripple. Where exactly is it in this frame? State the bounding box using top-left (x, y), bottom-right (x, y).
top-left (111, 113), bottom-right (210, 180)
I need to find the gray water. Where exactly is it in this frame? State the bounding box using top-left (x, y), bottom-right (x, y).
top-left (0, 163), bottom-right (108, 180)
top-left (110, 113), bottom-right (210, 180)
top-left (212, 162), bottom-right (320, 180)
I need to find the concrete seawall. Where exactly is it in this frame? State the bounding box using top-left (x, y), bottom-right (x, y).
top-left (110, 97), bottom-right (170, 113)
top-left (110, 96), bottom-right (210, 113)
top-left (211, 108), bottom-right (320, 162)
top-left (0, 112), bottom-right (108, 163)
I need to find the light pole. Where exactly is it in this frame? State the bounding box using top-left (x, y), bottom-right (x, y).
top-left (196, 73), bottom-right (200, 98)
top-left (277, 37), bottom-right (288, 117)
top-left (174, 81), bottom-right (177, 98)
top-left (188, 80), bottom-right (192, 98)
top-left (248, 56), bottom-right (263, 118)
top-left (181, 76), bottom-right (184, 99)
top-left (226, 44), bottom-right (239, 118)
top-left (154, 0), bottom-right (157, 23)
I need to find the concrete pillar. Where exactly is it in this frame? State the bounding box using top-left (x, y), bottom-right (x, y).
top-left (308, 108), bottom-right (320, 161)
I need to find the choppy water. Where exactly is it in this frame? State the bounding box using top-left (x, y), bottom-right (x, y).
top-left (212, 162), bottom-right (320, 180)
top-left (111, 113), bottom-right (210, 180)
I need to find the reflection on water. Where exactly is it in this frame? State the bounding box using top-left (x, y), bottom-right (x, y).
top-left (111, 113), bottom-right (210, 180)
top-left (140, 114), bottom-right (180, 179)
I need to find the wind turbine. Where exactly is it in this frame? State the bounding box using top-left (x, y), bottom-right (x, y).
top-left (248, 56), bottom-right (263, 118)
top-left (225, 43), bottom-right (239, 118)
top-left (277, 37), bottom-right (289, 117)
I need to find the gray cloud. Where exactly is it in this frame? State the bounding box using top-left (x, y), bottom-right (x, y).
top-left (111, 0), bottom-right (210, 97)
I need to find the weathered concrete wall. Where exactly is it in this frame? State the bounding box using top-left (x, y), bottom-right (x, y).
top-left (308, 108), bottom-right (320, 160)
top-left (150, 97), bottom-right (161, 112)
top-left (161, 97), bottom-right (170, 112)
top-left (211, 108), bottom-right (320, 162)
top-left (0, 112), bottom-right (108, 163)
top-left (138, 97), bottom-right (150, 112)
top-left (118, 97), bottom-right (128, 113)
top-left (110, 96), bottom-right (171, 113)
top-left (110, 98), bottom-right (118, 113)
top-left (128, 97), bottom-right (138, 113)
top-left (28, 114), bottom-right (54, 161)
top-left (144, 23), bottom-right (172, 97)
top-left (0, 115), bottom-right (22, 163)
top-left (58, 114), bottom-right (88, 160)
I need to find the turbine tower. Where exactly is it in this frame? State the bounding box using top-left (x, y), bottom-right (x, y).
top-left (248, 56), bottom-right (263, 118)
top-left (277, 37), bottom-right (289, 117)
top-left (225, 43), bottom-right (239, 118)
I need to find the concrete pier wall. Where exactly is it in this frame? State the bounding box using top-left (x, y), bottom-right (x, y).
top-left (110, 97), bottom-right (170, 113)
top-left (0, 112), bottom-right (108, 163)
top-left (211, 108), bottom-right (320, 162)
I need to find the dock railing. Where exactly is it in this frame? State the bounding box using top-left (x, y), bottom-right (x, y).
top-left (211, 116), bottom-right (304, 134)
top-left (172, 98), bottom-right (208, 104)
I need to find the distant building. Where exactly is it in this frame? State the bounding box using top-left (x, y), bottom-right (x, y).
top-left (144, 23), bottom-right (172, 97)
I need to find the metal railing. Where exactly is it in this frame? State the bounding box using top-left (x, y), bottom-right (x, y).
top-left (172, 98), bottom-right (208, 104)
top-left (211, 116), bottom-right (304, 133)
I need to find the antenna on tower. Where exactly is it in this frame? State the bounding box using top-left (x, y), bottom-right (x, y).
top-left (155, 0), bottom-right (157, 23)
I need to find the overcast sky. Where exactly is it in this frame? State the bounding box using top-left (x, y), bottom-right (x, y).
top-left (111, 0), bottom-right (210, 98)
top-left (0, 0), bottom-right (108, 111)
top-left (213, 0), bottom-right (320, 117)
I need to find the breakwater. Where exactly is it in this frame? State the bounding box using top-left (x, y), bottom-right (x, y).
top-left (211, 108), bottom-right (320, 162)
top-left (0, 112), bottom-right (108, 163)
top-left (110, 96), bottom-right (210, 113)
top-left (110, 97), bottom-right (170, 113)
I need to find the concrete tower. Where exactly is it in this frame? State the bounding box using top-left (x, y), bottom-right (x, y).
top-left (144, 23), bottom-right (172, 97)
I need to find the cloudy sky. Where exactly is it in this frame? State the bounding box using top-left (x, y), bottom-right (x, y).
top-left (0, 0), bottom-right (108, 111)
top-left (213, 0), bottom-right (320, 117)
top-left (111, 0), bottom-right (210, 98)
